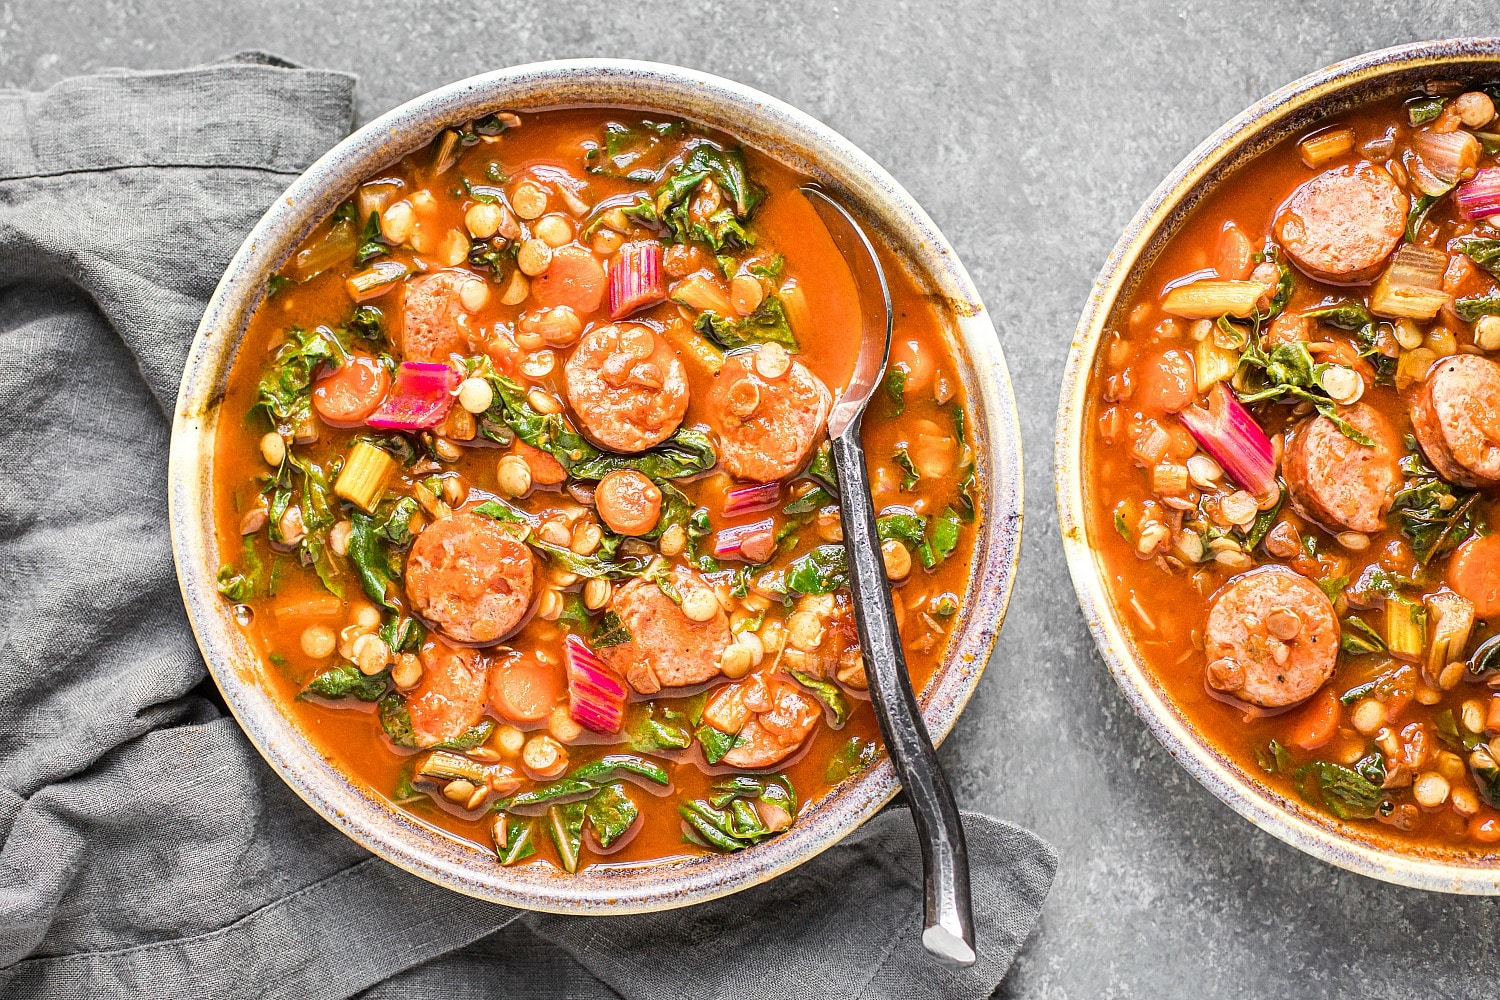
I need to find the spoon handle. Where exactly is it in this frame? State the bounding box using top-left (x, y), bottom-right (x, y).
top-left (830, 428), bottom-right (976, 967)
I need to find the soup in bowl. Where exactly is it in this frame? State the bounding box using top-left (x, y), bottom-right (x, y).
top-left (170, 61), bottom-right (1023, 911)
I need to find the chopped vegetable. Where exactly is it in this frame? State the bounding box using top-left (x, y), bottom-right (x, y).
top-left (723, 482), bottom-right (781, 516)
top-left (1369, 245), bottom-right (1451, 320)
top-left (1391, 446), bottom-right (1482, 565)
top-left (547, 801), bottom-right (588, 873)
top-left (1384, 596), bottom-right (1427, 662)
top-left (785, 544), bottom-right (849, 596)
top-left (1161, 279), bottom-right (1263, 319)
top-left (1455, 166), bottom-right (1500, 219)
top-left (608, 241), bottom-right (667, 319)
top-left (585, 783), bottom-right (639, 848)
top-left (378, 692), bottom-right (494, 750)
top-left (333, 440), bottom-right (398, 512)
top-left (1424, 592), bottom-right (1475, 675)
top-left (564, 634), bottom-right (629, 735)
top-left (790, 670), bottom-right (851, 726)
top-left (1294, 761), bottom-right (1383, 820)
top-left (345, 259), bottom-right (408, 301)
top-left (300, 663), bottom-right (388, 702)
top-left (826, 737), bottom-right (879, 783)
top-left (366, 362), bottom-right (460, 431)
top-left (1177, 384), bottom-right (1279, 497)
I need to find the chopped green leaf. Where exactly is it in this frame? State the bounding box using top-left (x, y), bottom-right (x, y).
top-left (494, 815), bottom-right (536, 864)
top-left (1406, 193), bottom-right (1443, 242)
top-left (696, 725), bottom-right (747, 765)
top-left (592, 610), bottom-right (633, 649)
top-left (1391, 447), bottom-right (1483, 565)
top-left (378, 693), bottom-right (494, 750)
top-left (570, 754), bottom-right (670, 787)
top-left (790, 670), bottom-right (851, 727)
top-left (1456, 294), bottom-right (1500, 322)
top-left (585, 783), bottom-right (639, 849)
top-left (785, 544), bottom-right (848, 596)
top-left (693, 296), bottom-right (797, 350)
top-left (826, 737), bottom-right (879, 783)
top-left (300, 663), bottom-right (389, 702)
top-left (548, 801), bottom-right (588, 873)
top-left (893, 448), bottom-right (920, 490)
top-left (1294, 761), bottom-right (1382, 820)
top-left (884, 366), bottom-right (907, 416)
top-left (1408, 95), bottom-right (1447, 126)
top-left (568, 428), bottom-right (716, 481)
top-left (1460, 237), bottom-right (1500, 281)
top-left (1254, 739), bottom-right (1293, 774)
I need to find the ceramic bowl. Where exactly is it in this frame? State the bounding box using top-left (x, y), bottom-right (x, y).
top-left (169, 59), bottom-right (1023, 913)
top-left (1056, 38), bottom-right (1500, 893)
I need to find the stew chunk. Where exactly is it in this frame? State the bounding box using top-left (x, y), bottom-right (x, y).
top-left (401, 269), bottom-right (484, 363)
top-left (404, 512), bottom-right (535, 644)
top-left (1273, 161), bottom-right (1407, 284)
top-left (707, 344), bottom-right (832, 482)
top-left (1410, 354), bottom-right (1500, 488)
top-left (1203, 567), bottom-right (1338, 708)
top-left (702, 673), bottom-right (822, 769)
top-left (599, 566), bottom-right (730, 694)
top-left (406, 641), bottom-right (490, 747)
top-left (1283, 403), bottom-right (1403, 534)
top-left (563, 323), bottom-right (689, 453)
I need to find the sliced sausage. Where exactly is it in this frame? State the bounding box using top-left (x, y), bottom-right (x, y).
top-left (1411, 354), bottom-right (1500, 487)
top-left (1283, 402), bottom-right (1403, 534)
top-left (312, 354), bottom-right (390, 426)
top-left (1203, 566), bottom-right (1339, 708)
top-left (406, 640), bottom-right (489, 747)
top-left (599, 566), bottom-right (730, 693)
top-left (706, 344), bottom-right (832, 482)
top-left (1273, 161), bottom-right (1407, 284)
top-left (701, 672), bottom-right (822, 769)
top-left (404, 512), bottom-right (535, 644)
top-left (400, 269), bottom-right (484, 363)
top-left (563, 323), bottom-right (689, 453)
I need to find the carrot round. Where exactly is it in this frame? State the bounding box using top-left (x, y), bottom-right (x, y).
top-left (488, 657), bottom-right (565, 724)
top-left (530, 245), bottom-right (607, 316)
top-left (1448, 534), bottom-right (1500, 617)
top-left (1287, 686), bottom-right (1340, 751)
top-left (312, 354), bottom-right (390, 426)
top-left (513, 440), bottom-right (566, 486)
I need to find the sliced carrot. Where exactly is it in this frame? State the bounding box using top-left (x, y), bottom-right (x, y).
top-left (513, 440), bottom-right (567, 486)
top-left (1448, 534), bottom-right (1500, 617)
top-left (488, 657), bottom-right (565, 724)
top-left (530, 245), bottom-right (607, 315)
top-left (1287, 687), bottom-right (1341, 751)
top-left (1469, 811), bottom-right (1500, 843)
top-left (312, 354), bottom-right (390, 426)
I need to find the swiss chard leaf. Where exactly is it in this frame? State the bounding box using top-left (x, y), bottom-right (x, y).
top-left (1408, 95), bottom-right (1447, 125)
top-left (1391, 447), bottom-right (1482, 564)
top-left (586, 783), bottom-right (639, 849)
top-left (300, 663), bottom-right (389, 702)
top-left (481, 373), bottom-right (598, 470)
top-left (790, 670), bottom-right (851, 727)
top-left (826, 737), bottom-right (879, 783)
top-left (1340, 615), bottom-right (1386, 656)
top-left (494, 815), bottom-right (537, 865)
top-left (354, 210), bottom-right (388, 264)
top-left (1235, 339), bottom-right (1374, 445)
top-left (378, 693), bottom-right (495, 750)
top-left (1456, 294), bottom-right (1500, 322)
top-left (548, 801), bottom-right (588, 873)
top-left (568, 428), bottom-right (716, 481)
top-left (625, 705), bottom-right (693, 753)
top-left (893, 448), bottom-right (920, 490)
top-left (570, 754), bottom-right (671, 787)
top-left (1406, 193), bottom-right (1443, 242)
top-left (592, 610), bottom-right (633, 649)
top-left (348, 512), bottom-right (399, 610)
top-left (785, 544), bottom-right (848, 596)
top-left (883, 366), bottom-right (907, 416)
top-left (693, 296), bottom-right (797, 350)
top-left (1294, 761), bottom-right (1383, 820)
top-left (696, 725), bottom-right (747, 765)
top-left (255, 327), bottom-right (336, 425)
top-left (1460, 237), bottom-right (1500, 281)
top-left (1254, 739), bottom-right (1294, 774)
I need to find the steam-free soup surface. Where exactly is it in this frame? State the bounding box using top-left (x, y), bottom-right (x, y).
top-left (215, 108), bottom-right (980, 872)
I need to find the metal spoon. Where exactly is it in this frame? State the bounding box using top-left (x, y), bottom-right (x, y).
top-left (801, 184), bottom-right (976, 967)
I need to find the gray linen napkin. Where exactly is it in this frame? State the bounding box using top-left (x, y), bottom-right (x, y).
top-left (0, 54), bottom-right (1055, 999)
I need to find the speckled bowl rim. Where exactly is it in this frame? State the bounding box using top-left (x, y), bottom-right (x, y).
top-left (169, 59), bottom-right (1023, 914)
top-left (1056, 38), bottom-right (1500, 893)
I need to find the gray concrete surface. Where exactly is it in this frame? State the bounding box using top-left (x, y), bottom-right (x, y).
top-left (2, 1), bottom-right (1496, 996)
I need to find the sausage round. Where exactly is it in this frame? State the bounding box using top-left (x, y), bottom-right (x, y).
top-left (706, 345), bottom-right (832, 482)
top-left (400, 270), bottom-right (483, 363)
top-left (1203, 567), bottom-right (1339, 708)
top-left (563, 323), bottom-right (689, 453)
top-left (406, 640), bottom-right (490, 747)
top-left (1273, 161), bottom-right (1408, 284)
top-left (1283, 402), bottom-right (1403, 534)
top-left (1411, 353), bottom-right (1500, 487)
top-left (404, 512), bottom-right (535, 645)
top-left (598, 566), bottom-right (730, 694)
